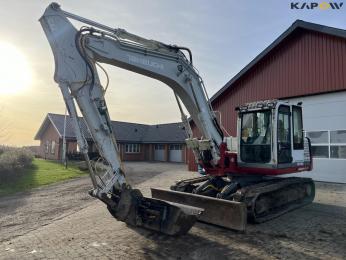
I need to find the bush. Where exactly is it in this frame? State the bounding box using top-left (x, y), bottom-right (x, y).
top-left (0, 145), bottom-right (12, 156)
top-left (0, 147), bottom-right (34, 173)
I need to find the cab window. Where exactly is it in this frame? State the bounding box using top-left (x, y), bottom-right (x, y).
top-left (240, 110), bottom-right (271, 163)
top-left (277, 105), bottom-right (292, 163)
top-left (292, 106), bottom-right (304, 150)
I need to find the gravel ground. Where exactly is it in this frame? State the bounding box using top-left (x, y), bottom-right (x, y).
top-left (0, 162), bottom-right (345, 259)
top-left (0, 162), bottom-right (180, 243)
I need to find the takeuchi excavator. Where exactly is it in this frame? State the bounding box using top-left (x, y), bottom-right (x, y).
top-left (40, 3), bottom-right (315, 235)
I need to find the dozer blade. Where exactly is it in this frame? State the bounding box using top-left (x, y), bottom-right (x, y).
top-left (104, 187), bottom-right (203, 235)
top-left (151, 188), bottom-right (247, 231)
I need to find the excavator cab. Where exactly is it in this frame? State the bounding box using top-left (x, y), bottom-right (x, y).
top-left (236, 100), bottom-right (312, 174)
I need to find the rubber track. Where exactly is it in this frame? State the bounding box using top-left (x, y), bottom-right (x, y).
top-left (232, 177), bottom-right (315, 223)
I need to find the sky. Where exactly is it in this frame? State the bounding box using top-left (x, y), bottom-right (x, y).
top-left (0, 0), bottom-right (345, 146)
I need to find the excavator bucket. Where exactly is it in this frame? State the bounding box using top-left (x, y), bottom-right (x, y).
top-left (151, 188), bottom-right (247, 231)
top-left (135, 197), bottom-right (204, 235)
top-left (104, 186), bottom-right (203, 235)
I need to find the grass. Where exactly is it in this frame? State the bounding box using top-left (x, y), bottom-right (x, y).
top-left (0, 159), bottom-right (88, 196)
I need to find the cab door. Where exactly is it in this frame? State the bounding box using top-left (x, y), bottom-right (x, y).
top-left (277, 105), bottom-right (292, 164)
top-left (291, 105), bottom-right (305, 162)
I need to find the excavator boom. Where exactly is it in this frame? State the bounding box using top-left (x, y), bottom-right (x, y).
top-left (40, 2), bottom-right (236, 234)
top-left (39, 2), bottom-right (212, 235)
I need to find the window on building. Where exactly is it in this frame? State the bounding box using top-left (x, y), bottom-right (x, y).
top-left (330, 130), bottom-right (346, 143)
top-left (310, 146), bottom-right (329, 158)
top-left (306, 130), bottom-right (346, 159)
top-left (307, 131), bottom-right (328, 143)
top-left (51, 141), bottom-right (56, 154)
top-left (169, 144), bottom-right (182, 150)
top-left (154, 144), bottom-right (165, 150)
top-left (45, 140), bottom-right (49, 154)
top-left (330, 146), bottom-right (346, 159)
top-left (330, 130), bottom-right (346, 159)
top-left (306, 131), bottom-right (329, 158)
top-left (125, 144), bottom-right (140, 153)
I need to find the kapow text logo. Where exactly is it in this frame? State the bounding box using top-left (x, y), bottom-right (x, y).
top-left (291, 2), bottom-right (344, 9)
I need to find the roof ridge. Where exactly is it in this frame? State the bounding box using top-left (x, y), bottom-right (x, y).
top-left (148, 122), bottom-right (181, 126)
top-left (112, 121), bottom-right (150, 127)
top-left (36, 113), bottom-right (186, 143)
top-left (48, 113), bottom-right (181, 126)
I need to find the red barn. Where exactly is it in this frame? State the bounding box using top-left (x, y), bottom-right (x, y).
top-left (188, 20), bottom-right (346, 183)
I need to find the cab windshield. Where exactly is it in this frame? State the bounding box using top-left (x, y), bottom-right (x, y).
top-left (240, 110), bottom-right (271, 163)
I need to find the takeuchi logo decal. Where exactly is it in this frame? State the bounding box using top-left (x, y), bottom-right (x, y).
top-left (291, 1), bottom-right (344, 9)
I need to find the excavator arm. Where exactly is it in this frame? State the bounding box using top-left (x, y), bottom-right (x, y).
top-left (39, 3), bottom-right (227, 234)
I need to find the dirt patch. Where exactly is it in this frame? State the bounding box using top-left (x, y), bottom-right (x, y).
top-left (0, 162), bottom-right (182, 243)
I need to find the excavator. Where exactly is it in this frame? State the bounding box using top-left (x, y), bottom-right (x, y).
top-left (40, 3), bottom-right (315, 235)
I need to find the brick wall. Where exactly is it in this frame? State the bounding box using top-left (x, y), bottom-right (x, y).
top-left (39, 123), bottom-right (61, 160)
top-left (38, 125), bottom-right (186, 163)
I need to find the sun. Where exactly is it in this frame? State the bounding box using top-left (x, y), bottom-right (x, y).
top-left (0, 42), bottom-right (32, 94)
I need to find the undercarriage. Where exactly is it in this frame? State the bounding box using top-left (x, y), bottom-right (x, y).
top-left (152, 175), bottom-right (315, 230)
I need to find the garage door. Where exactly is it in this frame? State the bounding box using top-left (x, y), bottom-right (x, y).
top-left (169, 144), bottom-right (183, 162)
top-left (285, 92), bottom-right (346, 183)
top-left (154, 144), bottom-right (165, 161)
